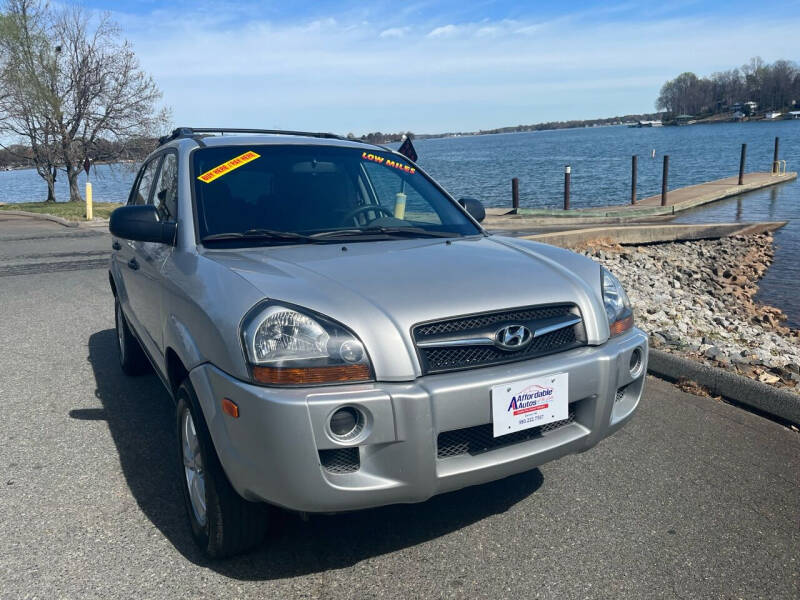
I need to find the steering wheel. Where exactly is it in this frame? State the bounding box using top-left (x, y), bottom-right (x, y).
top-left (340, 204), bottom-right (395, 226)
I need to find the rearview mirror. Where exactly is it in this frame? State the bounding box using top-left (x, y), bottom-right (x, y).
top-left (458, 198), bottom-right (486, 223)
top-left (110, 205), bottom-right (177, 245)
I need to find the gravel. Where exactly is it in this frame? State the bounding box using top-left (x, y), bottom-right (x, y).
top-left (580, 233), bottom-right (800, 392)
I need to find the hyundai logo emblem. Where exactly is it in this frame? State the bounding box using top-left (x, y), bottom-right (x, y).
top-left (494, 325), bottom-right (533, 351)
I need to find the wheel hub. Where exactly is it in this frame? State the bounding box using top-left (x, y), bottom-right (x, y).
top-left (181, 408), bottom-right (207, 527)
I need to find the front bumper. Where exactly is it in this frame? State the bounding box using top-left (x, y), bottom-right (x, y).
top-left (190, 328), bottom-right (648, 512)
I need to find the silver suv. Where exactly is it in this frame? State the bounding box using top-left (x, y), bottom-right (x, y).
top-left (109, 127), bottom-right (648, 558)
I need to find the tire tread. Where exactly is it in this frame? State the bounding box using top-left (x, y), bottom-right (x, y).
top-left (177, 380), bottom-right (268, 558)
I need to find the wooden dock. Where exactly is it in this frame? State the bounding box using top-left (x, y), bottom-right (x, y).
top-left (486, 171), bottom-right (797, 226)
top-left (602, 172), bottom-right (797, 215)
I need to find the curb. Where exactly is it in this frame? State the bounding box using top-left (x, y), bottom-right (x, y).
top-left (79, 219), bottom-right (110, 229)
top-left (0, 209), bottom-right (79, 228)
top-left (647, 349), bottom-right (800, 424)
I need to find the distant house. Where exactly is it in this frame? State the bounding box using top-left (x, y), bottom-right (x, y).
top-left (765, 111), bottom-right (782, 120)
top-left (732, 111), bottom-right (746, 121)
top-left (785, 111), bottom-right (800, 120)
top-left (731, 101), bottom-right (758, 115)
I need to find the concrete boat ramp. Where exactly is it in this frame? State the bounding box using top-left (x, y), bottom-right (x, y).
top-left (512, 221), bottom-right (788, 248)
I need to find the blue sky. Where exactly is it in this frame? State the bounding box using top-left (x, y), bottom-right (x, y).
top-left (80, 0), bottom-right (799, 134)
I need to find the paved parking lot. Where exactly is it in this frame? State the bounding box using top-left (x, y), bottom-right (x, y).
top-left (0, 216), bottom-right (798, 599)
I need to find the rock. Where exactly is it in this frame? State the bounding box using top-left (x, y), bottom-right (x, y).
top-left (589, 233), bottom-right (794, 391)
top-left (758, 372), bottom-right (780, 384)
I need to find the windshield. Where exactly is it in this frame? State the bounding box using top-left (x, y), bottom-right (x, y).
top-left (191, 144), bottom-right (481, 244)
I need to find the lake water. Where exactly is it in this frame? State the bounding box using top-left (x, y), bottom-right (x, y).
top-left (1, 121), bottom-right (798, 325)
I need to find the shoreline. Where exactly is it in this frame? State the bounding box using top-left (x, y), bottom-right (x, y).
top-left (580, 233), bottom-right (800, 394)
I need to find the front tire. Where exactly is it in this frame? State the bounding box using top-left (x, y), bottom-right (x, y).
top-left (175, 380), bottom-right (268, 558)
top-left (115, 298), bottom-right (148, 375)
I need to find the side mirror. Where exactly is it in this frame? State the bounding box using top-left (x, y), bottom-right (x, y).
top-left (110, 205), bottom-right (177, 245)
top-left (458, 198), bottom-right (486, 223)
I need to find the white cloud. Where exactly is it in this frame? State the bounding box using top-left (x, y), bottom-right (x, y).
top-left (426, 24), bottom-right (460, 38)
top-left (379, 26), bottom-right (410, 38)
top-left (109, 7), bottom-right (800, 134)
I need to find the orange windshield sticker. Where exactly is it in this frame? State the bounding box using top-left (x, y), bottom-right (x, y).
top-left (197, 150), bottom-right (261, 183)
top-left (362, 152), bottom-right (416, 174)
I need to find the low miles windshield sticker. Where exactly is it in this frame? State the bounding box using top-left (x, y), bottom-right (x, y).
top-left (362, 152), bottom-right (416, 174)
top-left (197, 150), bottom-right (261, 183)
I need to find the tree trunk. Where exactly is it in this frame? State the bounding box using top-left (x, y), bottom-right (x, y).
top-left (44, 166), bottom-right (57, 203)
top-left (45, 178), bottom-right (56, 203)
top-left (66, 165), bottom-right (82, 202)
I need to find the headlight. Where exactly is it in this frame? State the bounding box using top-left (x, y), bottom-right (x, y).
top-left (241, 303), bottom-right (372, 385)
top-left (601, 267), bottom-right (633, 337)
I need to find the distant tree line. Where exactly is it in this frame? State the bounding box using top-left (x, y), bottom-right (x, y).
top-left (656, 57), bottom-right (799, 116)
top-left (0, 137), bottom-right (158, 169)
top-left (347, 131), bottom-right (415, 144)
top-left (344, 114), bottom-right (673, 144)
top-left (0, 0), bottom-right (168, 201)
top-left (470, 113), bottom-right (665, 135)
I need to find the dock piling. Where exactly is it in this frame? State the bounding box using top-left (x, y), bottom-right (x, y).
top-left (773, 137), bottom-right (780, 174)
top-left (738, 143), bottom-right (747, 185)
top-left (631, 155), bottom-right (637, 204)
top-left (511, 177), bottom-right (519, 210)
top-left (661, 155), bottom-right (669, 206)
top-left (564, 165), bottom-right (571, 210)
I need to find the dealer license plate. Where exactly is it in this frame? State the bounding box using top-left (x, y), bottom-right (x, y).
top-left (491, 373), bottom-right (569, 438)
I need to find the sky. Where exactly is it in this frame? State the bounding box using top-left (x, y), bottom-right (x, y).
top-left (80, 0), bottom-right (799, 135)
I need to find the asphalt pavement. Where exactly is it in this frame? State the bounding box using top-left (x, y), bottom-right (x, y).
top-left (0, 215), bottom-right (798, 599)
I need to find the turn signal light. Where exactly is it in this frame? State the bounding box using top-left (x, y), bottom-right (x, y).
top-left (252, 364), bottom-right (371, 385)
top-left (610, 314), bottom-right (634, 337)
top-left (221, 397), bottom-right (239, 418)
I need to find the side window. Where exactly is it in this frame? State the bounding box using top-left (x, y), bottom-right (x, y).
top-left (151, 153), bottom-right (178, 221)
top-left (129, 157), bottom-right (161, 206)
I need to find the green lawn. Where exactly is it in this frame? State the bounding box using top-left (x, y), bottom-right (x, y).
top-left (0, 201), bottom-right (120, 221)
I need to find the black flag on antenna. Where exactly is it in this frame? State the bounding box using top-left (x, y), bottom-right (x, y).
top-left (398, 136), bottom-right (418, 162)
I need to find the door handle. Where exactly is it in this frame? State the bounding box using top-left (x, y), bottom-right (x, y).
top-left (127, 258), bottom-right (139, 270)
top-left (112, 241), bottom-right (121, 251)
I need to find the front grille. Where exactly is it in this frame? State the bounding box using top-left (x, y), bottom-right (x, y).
top-left (414, 305), bottom-right (586, 374)
top-left (437, 410), bottom-right (576, 459)
top-left (319, 447), bottom-right (360, 473)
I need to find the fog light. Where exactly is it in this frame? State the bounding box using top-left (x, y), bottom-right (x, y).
top-left (329, 406), bottom-right (364, 440)
top-left (629, 348), bottom-right (643, 377)
top-left (339, 340), bottom-right (365, 363)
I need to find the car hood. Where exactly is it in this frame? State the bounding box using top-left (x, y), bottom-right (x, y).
top-left (202, 235), bottom-right (607, 380)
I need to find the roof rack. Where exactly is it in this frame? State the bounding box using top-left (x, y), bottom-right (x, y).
top-left (158, 127), bottom-right (374, 147)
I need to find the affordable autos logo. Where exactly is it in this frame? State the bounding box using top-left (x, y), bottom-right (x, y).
top-left (507, 385), bottom-right (553, 416)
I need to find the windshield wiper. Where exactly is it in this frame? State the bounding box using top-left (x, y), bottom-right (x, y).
top-left (202, 229), bottom-right (318, 243)
top-left (310, 226), bottom-right (459, 239)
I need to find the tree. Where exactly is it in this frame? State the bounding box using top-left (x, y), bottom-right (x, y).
top-left (0, 0), bottom-right (168, 202)
top-left (0, 0), bottom-right (61, 201)
top-left (656, 72), bottom-right (710, 115)
top-left (656, 58), bottom-right (799, 117)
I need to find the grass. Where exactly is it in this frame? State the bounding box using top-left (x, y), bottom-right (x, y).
top-left (0, 201), bottom-right (119, 221)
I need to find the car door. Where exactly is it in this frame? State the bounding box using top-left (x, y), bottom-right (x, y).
top-left (133, 151), bottom-right (178, 356)
top-left (118, 155), bottom-right (162, 348)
